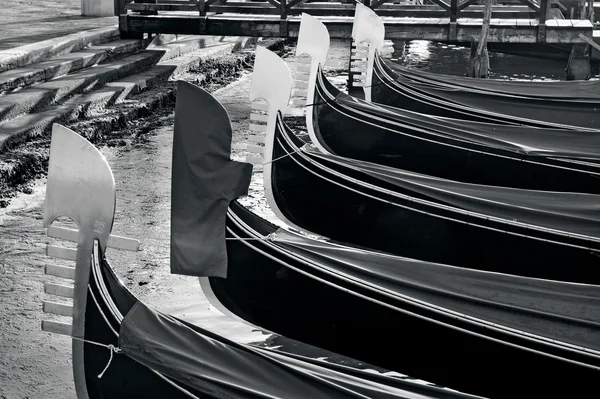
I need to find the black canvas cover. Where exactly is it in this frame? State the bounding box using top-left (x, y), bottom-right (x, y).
top-left (372, 57), bottom-right (600, 130)
top-left (307, 148), bottom-right (600, 239)
top-left (382, 57), bottom-right (600, 101)
top-left (392, 76), bottom-right (600, 130)
top-left (118, 300), bottom-right (479, 399)
top-left (170, 81), bottom-right (252, 277)
top-left (335, 88), bottom-right (600, 161)
top-left (269, 229), bottom-right (600, 352)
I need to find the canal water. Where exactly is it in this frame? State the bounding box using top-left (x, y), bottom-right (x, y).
top-left (0, 40), bottom-right (590, 398)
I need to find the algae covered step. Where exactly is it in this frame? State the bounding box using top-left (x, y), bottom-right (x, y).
top-left (0, 50), bottom-right (165, 124)
top-left (0, 39), bottom-right (143, 93)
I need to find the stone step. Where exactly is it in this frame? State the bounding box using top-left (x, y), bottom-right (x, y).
top-left (0, 65), bottom-right (175, 151)
top-left (0, 26), bottom-right (119, 74)
top-left (0, 50), bottom-right (165, 124)
top-left (0, 40), bottom-right (143, 94)
top-left (148, 35), bottom-right (250, 62)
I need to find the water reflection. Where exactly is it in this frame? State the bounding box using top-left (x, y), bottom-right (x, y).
top-left (393, 39), bottom-right (600, 80)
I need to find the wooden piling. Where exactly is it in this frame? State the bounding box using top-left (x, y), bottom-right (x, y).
top-left (466, 0), bottom-right (493, 78)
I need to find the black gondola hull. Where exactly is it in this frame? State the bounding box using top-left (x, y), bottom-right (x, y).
top-left (313, 70), bottom-right (600, 193)
top-left (371, 56), bottom-right (600, 130)
top-left (84, 250), bottom-right (208, 398)
top-left (206, 201), bottom-right (600, 399)
top-left (270, 115), bottom-right (600, 285)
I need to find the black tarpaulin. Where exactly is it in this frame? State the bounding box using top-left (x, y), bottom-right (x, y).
top-left (170, 81), bottom-right (252, 277)
top-left (393, 77), bottom-right (600, 130)
top-left (307, 148), bottom-right (600, 239)
top-left (330, 78), bottom-right (600, 161)
top-left (118, 300), bottom-right (476, 399)
top-left (381, 57), bottom-right (600, 101)
top-left (270, 229), bottom-right (600, 352)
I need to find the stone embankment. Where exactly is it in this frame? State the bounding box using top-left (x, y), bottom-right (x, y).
top-left (0, 27), bottom-right (289, 207)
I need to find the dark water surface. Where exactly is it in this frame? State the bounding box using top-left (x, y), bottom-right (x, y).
top-left (395, 40), bottom-right (600, 80)
top-left (0, 39), bottom-right (591, 396)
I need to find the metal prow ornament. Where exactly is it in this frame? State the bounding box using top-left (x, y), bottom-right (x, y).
top-left (42, 123), bottom-right (141, 399)
top-left (295, 13), bottom-right (331, 155)
top-left (352, 3), bottom-right (386, 102)
top-left (247, 46), bottom-right (309, 233)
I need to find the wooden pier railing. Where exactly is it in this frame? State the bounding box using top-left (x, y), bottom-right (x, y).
top-left (116, 0), bottom-right (594, 43)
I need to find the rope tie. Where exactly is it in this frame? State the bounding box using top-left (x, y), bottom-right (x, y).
top-left (71, 336), bottom-right (122, 379)
top-left (98, 344), bottom-right (122, 379)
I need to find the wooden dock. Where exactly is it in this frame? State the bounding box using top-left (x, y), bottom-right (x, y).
top-left (117, 1), bottom-right (594, 44)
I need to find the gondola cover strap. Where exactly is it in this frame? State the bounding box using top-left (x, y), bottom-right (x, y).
top-left (171, 81), bottom-right (252, 277)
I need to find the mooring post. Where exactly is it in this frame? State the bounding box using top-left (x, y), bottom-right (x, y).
top-left (578, 0), bottom-right (586, 19)
top-left (118, 0), bottom-right (143, 39)
top-left (198, 0), bottom-right (207, 33)
top-left (449, 0), bottom-right (458, 41)
top-left (537, 0), bottom-right (550, 42)
top-left (565, 0), bottom-right (592, 80)
top-left (466, 0), bottom-right (492, 78)
top-left (280, 0), bottom-right (289, 37)
top-left (566, 43), bottom-right (591, 80)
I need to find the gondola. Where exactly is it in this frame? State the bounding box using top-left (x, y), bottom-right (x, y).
top-left (381, 55), bottom-right (600, 101)
top-left (171, 68), bottom-right (600, 398)
top-left (294, 14), bottom-right (600, 193)
top-left (348, 4), bottom-right (600, 130)
top-left (41, 123), bottom-right (489, 399)
top-left (249, 47), bottom-right (600, 286)
top-left (372, 59), bottom-right (600, 130)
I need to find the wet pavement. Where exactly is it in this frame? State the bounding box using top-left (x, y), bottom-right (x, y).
top-left (0, 0), bottom-right (116, 50)
top-left (0, 38), bottom-right (589, 398)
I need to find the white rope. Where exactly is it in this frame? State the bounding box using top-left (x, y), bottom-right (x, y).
top-left (256, 146), bottom-right (303, 166)
top-left (226, 233), bottom-right (276, 242)
top-left (71, 336), bottom-right (122, 379)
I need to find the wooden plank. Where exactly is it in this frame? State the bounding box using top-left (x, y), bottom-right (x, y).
top-left (457, 0), bottom-right (480, 11)
top-left (419, 18), bottom-right (443, 24)
top-left (515, 18), bottom-right (532, 26)
top-left (546, 19), bottom-right (573, 27)
top-left (543, 26), bottom-right (592, 42)
top-left (496, 18), bottom-right (518, 25)
top-left (426, 0), bottom-right (451, 11)
top-left (516, 0), bottom-right (541, 12)
top-left (42, 320), bottom-right (72, 337)
top-left (572, 19), bottom-right (593, 27)
top-left (45, 264), bottom-right (76, 280)
top-left (458, 17), bottom-right (483, 25)
top-left (126, 3), bottom-right (198, 11)
top-left (43, 301), bottom-right (73, 317)
top-left (578, 33), bottom-right (600, 51)
top-left (44, 282), bottom-right (74, 299)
